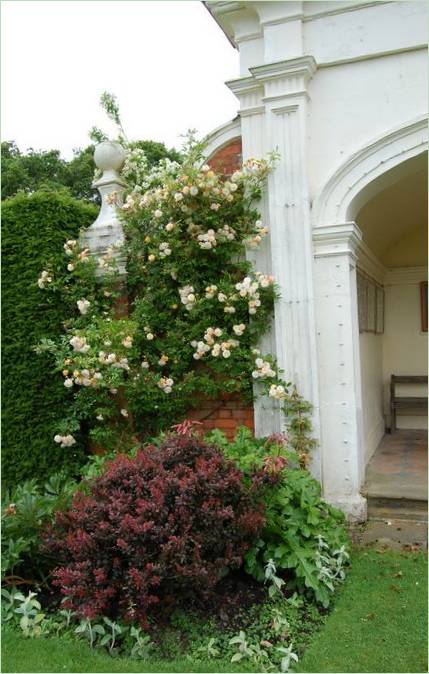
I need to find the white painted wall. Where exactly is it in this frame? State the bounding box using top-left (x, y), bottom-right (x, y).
top-left (307, 49), bottom-right (427, 200)
top-left (303, 1), bottom-right (427, 65)
top-left (382, 272), bottom-right (428, 429)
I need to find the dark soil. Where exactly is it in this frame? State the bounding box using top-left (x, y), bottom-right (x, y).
top-left (194, 568), bottom-right (268, 631)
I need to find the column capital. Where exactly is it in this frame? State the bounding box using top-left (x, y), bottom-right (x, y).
top-left (250, 55), bottom-right (317, 83)
top-left (226, 75), bottom-right (264, 115)
top-left (227, 55), bottom-right (317, 110)
top-left (313, 222), bottom-right (363, 261)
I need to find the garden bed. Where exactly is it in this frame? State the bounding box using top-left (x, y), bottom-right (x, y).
top-left (3, 549), bottom-right (427, 673)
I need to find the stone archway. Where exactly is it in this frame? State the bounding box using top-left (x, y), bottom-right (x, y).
top-left (312, 119), bottom-right (428, 521)
top-left (313, 115), bottom-right (427, 227)
top-left (355, 153), bottom-right (428, 514)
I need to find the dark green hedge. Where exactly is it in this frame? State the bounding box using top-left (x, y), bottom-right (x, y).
top-left (2, 191), bottom-right (97, 485)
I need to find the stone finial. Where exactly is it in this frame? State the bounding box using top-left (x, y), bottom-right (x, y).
top-left (81, 140), bottom-right (127, 274)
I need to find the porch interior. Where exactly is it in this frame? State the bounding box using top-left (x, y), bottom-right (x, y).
top-left (363, 429), bottom-right (427, 501)
top-left (354, 152), bottom-right (428, 516)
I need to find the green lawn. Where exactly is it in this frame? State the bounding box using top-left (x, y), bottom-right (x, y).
top-left (297, 550), bottom-right (428, 673)
top-left (1, 630), bottom-right (257, 674)
top-left (2, 550), bottom-right (427, 673)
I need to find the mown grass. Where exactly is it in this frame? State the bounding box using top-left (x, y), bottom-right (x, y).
top-left (2, 550), bottom-right (427, 673)
top-left (297, 549), bottom-right (428, 673)
top-left (1, 628), bottom-right (258, 673)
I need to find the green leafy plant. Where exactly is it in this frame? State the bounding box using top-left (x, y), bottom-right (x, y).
top-left (211, 427), bottom-right (350, 607)
top-left (265, 559), bottom-right (286, 598)
top-left (276, 643), bottom-right (299, 672)
top-left (229, 630), bottom-right (257, 663)
top-left (98, 617), bottom-right (123, 654)
top-left (229, 630), bottom-right (273, 671)
top-left (128, 626), bottom-right (154, 659)
top-left (270, 606), bottom-right (290, 638)
top-left (74, 617), bottom-right (106, 649)
top-left (1, 586), bottom-right (22, 623)
top-left (315, 536), bottom-right (350, 592)
top-left (1, 472), bottom-right (77, 583)
top-left (244, 469), bottom-right (350, 607)
top-left (196, 637), bottom-right (220, 660)
top-left (12, 590), bottom-right (45, 638)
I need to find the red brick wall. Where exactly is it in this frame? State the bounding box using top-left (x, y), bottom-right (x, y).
top-left (198, 137), bottom-right (255, 440)
top-left (92, 136), bottom-right (255, 450)
top-left (208, 138), bottom-right (242, 176)
top-left (187, 394), bottom-right (254, 441)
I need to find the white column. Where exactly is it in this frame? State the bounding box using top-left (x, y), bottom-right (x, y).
top-left (227, 77), bottom-right (282, 436)
top-left (251, 57), bottom-right (322, 480)
top-left (82, 141), bottom-right (127, 273)
top-left (313, 223), bottom-right (367, 521)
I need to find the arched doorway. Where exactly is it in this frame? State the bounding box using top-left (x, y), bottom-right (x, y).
top-left (312, 118), bottom-right (427, 521)
top-left (354, 153), bottom-right (428, 514)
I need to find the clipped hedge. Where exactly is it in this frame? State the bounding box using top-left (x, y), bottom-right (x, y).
top-left (2, 190), bottom-right (97, 485)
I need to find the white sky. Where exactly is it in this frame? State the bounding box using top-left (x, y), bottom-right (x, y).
top-left (1, 0), bottom-right (239, 158)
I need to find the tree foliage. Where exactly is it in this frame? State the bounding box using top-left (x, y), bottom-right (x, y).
top-left (1, 140), bottom-right (181, 203)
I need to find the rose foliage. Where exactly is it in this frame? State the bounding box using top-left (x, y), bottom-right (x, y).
top-left (37, 124), bottom-right (315, 457)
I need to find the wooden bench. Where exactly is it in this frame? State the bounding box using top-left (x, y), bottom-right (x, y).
top-left (390, 375), bottom-right (428, 432)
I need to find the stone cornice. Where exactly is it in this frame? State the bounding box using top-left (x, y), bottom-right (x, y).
top-left (303, 0), bottom-right (392, 22)
top-left (205, 1), bottom-right (242, 15)
top-left (250, 56), bottom-right (317, 82)
top-left (355, 240), bottom-right (386, 285)
top-left (384, 266), bottom-right (427, 286)
top-left (226, 75), bottom-right (264, 112)
top-left (226, 75), bottom-right (262, 96)
top-left (319, 43), bottom-right (428, 69)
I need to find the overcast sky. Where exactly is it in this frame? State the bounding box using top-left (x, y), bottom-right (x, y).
top-left (1, 1), bottom-right (239, 158)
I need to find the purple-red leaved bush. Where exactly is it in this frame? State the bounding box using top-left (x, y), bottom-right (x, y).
top-left (44, 435), bottom-right (268, 627)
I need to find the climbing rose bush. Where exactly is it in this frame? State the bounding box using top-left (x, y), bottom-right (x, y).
top-left (37, 133), bottom-right (312, 448)
top-left (44, 435), bottom-right (270, 628)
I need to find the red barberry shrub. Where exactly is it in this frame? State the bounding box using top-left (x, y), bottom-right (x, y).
top-left (44, 435), bottom-right (267, 627)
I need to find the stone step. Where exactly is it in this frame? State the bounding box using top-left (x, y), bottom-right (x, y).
top-left (358, 518), bottom-right (428, 550)
top-left (367, 496), bottom-right (428, 523)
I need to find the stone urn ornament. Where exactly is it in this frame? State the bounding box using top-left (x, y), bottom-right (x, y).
top-left (81, 140), bottom-right (127, 273)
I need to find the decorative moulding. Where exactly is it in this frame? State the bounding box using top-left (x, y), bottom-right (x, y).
top-left (205, 1), bottom-right (244, 17)
top-left (384, 266), bottom-right (428, 286)
top-left (259, 13), bottom-right (304, 27)
top-left (249, 55), bottom-right (317, 82)
top-left (203, 118), bottom-right (242, 160)
top-left (235, 31), bottom-right (263, 43)
top-left (269, 95), bottom-right (307, 110)
top-left (312, 115), bottom-right (428, 226)
top-left (302, 0), bottom-right (391, 23)
top-left (318, 43), bottom-right (428, 70)
top-left (226, 75), bottom-right (263, 97)
top-left (271, 103), bottom-right (300, 115)
top-left (355, 240), bottom-right (386, 285)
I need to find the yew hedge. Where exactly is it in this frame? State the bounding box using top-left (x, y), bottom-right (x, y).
top-left (2, 190), bottom-right (97, 485)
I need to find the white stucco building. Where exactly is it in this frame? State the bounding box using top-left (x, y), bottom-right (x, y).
top-left (204, 0), bottom-right (428, 520)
